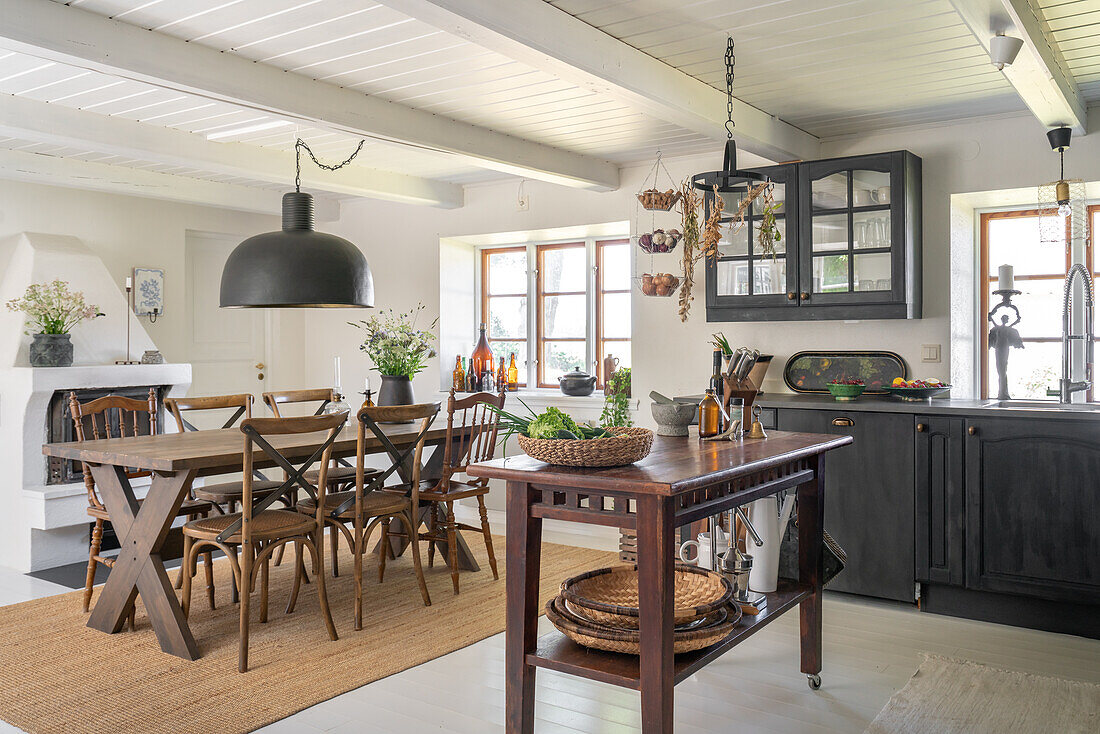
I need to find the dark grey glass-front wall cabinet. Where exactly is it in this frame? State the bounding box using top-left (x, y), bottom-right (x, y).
top-left (706, 150), bottom-right (922, 322)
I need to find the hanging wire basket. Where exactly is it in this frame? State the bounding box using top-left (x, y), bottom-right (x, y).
top-left (636, 151), bottom-right (681, 211)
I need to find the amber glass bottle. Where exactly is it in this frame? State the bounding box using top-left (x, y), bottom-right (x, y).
top-left (452, 355), bottom-right (466, 392)
top-left (507, 353), bottom-right (519, 391)
top-left (496, 356), bottom-right (506, 391)
top-left (470, 323), bottom-right (493, 391)
top-left (360, 377), bottom-right (375, 411)
top-left (698, 388), bottom-right (723, 438)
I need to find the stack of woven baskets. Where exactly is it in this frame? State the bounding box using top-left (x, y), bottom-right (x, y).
top-left (546, 565), bottom-right (742, 654)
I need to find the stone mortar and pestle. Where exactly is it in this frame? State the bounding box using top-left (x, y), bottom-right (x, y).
top-left (650, 391), bottom-right (697, 436)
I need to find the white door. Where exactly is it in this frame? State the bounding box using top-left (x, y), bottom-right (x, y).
top-left (185, 231), bottom-right (268, 429)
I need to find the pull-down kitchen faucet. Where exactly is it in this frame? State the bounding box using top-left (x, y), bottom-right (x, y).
top-left (1059, 263), bottom-right (1094, 403)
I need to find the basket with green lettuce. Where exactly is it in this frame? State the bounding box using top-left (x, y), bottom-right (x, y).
top-left (489, 401), bottom-right (654, 468)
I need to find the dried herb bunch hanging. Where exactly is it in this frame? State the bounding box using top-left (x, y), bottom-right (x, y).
top-left (676, 180), bottom-right (702, 322)
top-left (756, 183), bottom-right (782, 260)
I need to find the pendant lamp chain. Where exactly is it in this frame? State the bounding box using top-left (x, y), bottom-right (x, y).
top-left (294, 138), bottom-right (365, 193)
top-left (725, 36), bottom-right (735, 138)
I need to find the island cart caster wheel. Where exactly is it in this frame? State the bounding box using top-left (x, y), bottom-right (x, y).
top-left (807, 674), bottom-right (822, 690)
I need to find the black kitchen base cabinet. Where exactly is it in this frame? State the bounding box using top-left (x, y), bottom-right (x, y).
top-left (915, 416), bottom-right (965, 587)
top-left (964, 417), bottom-right (1100, 605)
top-left (921, 583), bottom-right (1100, 639)
top-left (775, 407), bottom-right (916, 602)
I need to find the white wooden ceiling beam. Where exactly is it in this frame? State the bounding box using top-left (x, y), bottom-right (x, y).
top-left (0, 94), bottom-right (464, 209)
top-left (0, 0), bottom-right (619, 191)
top-left (0, 147), bottom-right (340, 218)
top-left (377, 0), bottom-right (820, 163)
top-left (948, 0), bottom-right (1086, 133)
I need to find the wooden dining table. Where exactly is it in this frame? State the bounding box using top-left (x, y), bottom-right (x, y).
top-left (42, 420), bottom-right (475, 660)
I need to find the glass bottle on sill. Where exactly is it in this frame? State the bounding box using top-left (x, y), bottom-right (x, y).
top-left (496, 356), bottom-right (507, 393)
top-left (507, 353), bottom-right (519, 392)
top-left (470, 323), bottom-right (493, 392)
top-left (698, 388), bottom-right (724, 439)
top-left (452, 355), bottom-right (466, 392)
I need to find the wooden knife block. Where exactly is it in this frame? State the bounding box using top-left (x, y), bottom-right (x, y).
top-left (722, 375), bottom-right (759, 427)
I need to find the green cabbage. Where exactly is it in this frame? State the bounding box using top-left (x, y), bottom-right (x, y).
top-left (526, 407), bottom-right (583, 439)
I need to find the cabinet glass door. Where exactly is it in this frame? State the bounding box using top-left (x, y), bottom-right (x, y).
top-left (801, 156), bottom-right (900, 306)
top-left (709, 164), bottom-right (799, 311)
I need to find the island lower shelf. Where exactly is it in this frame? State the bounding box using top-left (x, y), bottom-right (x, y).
top-left (527, 580), bottom-right (812, 690)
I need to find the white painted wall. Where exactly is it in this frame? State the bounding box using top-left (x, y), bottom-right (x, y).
top-left (0, 178), bottom-right (305, 391)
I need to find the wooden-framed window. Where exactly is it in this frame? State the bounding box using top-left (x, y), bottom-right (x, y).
top-left (478, 237), bottom-right (631, 391)
top-left (481, 246), bottom-right (528, 387)
top-left (596, 239), bottom-right (631, 388)
top-left (979, 208), bottom-right (1095, 400)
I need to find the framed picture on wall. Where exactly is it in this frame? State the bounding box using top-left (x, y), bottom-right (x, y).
top-left (132, 267), bottom-right (165, 317)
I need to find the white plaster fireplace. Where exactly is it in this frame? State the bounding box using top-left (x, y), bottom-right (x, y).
top-left (0, 233), bottom-right (192, 571)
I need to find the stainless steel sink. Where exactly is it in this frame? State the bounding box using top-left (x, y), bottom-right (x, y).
top-left (981, 400), bottom-right (1100, 412)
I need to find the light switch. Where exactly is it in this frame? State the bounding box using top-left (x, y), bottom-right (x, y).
top-left (921, 344), bottom-right (941, 363)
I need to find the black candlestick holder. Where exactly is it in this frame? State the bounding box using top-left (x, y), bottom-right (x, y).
top-left (988, 289), bottom-right (1024, 400)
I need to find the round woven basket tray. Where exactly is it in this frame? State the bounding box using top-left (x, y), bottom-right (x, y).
top-left (518, 427), bottom-right (654, 468)
top-left (561, 564), bottom-right (733, 629)
top-left (546, 596), bottom-right (740, 655)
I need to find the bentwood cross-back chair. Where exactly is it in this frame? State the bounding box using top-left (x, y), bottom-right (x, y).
top-left (295, 402), bottom-right (438, 629)
top-left (69, 390), bottom-right (217, 617)
top-left (263, 388), bottom-right (383, 574)
top-left (180, 410), bottom-right (347, 673)
top-left (165, 394), bottom-right (286, 513)
top-left (386, 389), bottom-right (504, 595)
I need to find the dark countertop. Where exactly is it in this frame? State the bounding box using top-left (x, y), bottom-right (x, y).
top-left (753, 393), bottom-right (1100, 421)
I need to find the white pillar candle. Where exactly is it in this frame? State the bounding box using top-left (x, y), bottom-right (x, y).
top-left (997, 264), bottom-right (1014, 291)
top-left (125, 276), bottom-right (132, 289)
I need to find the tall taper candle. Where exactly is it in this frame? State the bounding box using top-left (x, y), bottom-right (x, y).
top-left (333, 356), bottom-right (341, 393)
top-left (997, 264), bottom-right (1014, 291)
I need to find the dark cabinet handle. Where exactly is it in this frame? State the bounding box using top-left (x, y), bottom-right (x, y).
top-left (916, 423), bottom-right (926, 432)
top-left (832, 417), bottom-right (854, 427)
top-left (968, 425), bottom-right (977, 436)
top-left (800, 292), bottom-right (810, 300)
top-left (787, 292), bottom-right (797, 300)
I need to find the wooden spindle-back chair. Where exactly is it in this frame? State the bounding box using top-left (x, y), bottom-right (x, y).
top-left (181, 411), bottom-right (346, 672)
top-left (395, 389), bottom-right (504, 595)
top-left (69, 389), bottom-right (217, 616)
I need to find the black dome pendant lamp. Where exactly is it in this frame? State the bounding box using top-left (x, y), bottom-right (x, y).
top-left (692, 37), bottom-right (767, 216)
top-left (220, 139), bottom-right (375, 308)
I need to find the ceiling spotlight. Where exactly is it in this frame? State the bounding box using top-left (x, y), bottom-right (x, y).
top-left (990, 33), bottom-right (1024, 70)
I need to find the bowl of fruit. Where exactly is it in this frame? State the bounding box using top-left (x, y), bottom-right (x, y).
top-left (883, 377), bottom-right (951, 401)
top-left (826, 378), bottom-right (865, 402)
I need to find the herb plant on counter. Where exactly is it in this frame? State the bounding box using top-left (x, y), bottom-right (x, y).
top-left (600, 367), bottom-right (632, 428)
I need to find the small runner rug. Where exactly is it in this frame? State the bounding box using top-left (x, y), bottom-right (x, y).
top-left (866, 653), bottom-right (1100, 734)
top-left (0, 536), bottom-right (613, 734)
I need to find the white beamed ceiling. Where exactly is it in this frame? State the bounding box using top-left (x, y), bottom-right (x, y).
top-left (0, 0), bottom-right (1095, 210)
top-left (547, 0), bottom-right (1040, 138)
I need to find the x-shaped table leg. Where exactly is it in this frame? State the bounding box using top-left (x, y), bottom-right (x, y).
top-left (86, 463), bottom-right (200, 660)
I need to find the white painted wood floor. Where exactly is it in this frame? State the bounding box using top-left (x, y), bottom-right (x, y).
top-left (1, 564), bottom-right (1098, 734)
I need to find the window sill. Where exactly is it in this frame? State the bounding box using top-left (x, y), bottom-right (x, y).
top-left (438, 389), bottom-right (638, 412)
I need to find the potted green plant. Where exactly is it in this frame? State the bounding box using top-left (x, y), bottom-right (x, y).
top-left (5, 280), bottom-right (103, 367)
top-left (600, 367), bottom-right (632, 427)
top-left (349, 303), bottom-right (437, 406)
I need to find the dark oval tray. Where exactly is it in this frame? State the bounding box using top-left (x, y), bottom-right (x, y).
top-left (783, 351), bottom-right (908, 395)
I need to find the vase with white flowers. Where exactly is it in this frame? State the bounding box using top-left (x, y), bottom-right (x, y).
top-left (348, 303), bottom-right (437, 406)
top-left (5, 280), bottom-right (103, 367)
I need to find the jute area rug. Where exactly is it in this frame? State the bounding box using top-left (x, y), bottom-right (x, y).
top-left (866, 653), bottom-right (1100, 734)
top-left (0, 536), bottom-right (613, 734)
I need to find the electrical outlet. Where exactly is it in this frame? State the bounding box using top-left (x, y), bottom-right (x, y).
top-left (516, 194), bottom-right (530, 211)
top-left (921, 344), bottom-right (941, 363)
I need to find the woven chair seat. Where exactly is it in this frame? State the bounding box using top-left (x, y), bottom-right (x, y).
top-left (297, 490), bottom-right (407, 519)
top-left (87, 497), bottom-right (213, 522)
top-left (183, 509), bottom-right (313, 543)
top-left (192, 478), bottom-right (284, 503)
top-left (304, 465), bottom-right (377, 485)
